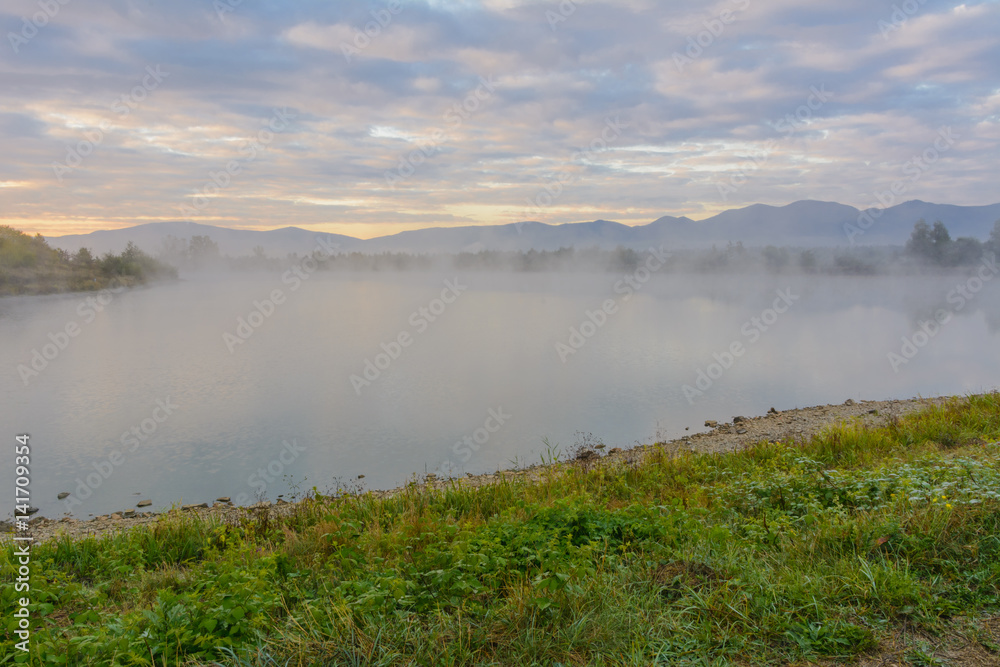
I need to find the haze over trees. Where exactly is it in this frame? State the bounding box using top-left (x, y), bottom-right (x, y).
top-left (7, 218), bottom-right (995, 295)
top-left (147, 218), bottom-right (996, 276)
top-left (905, 219), bottom-right (999, 267)
top-left (0, 225), bottom-right (176, 296)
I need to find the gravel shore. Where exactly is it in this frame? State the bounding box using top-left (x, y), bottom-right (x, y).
top-left (3, 394), bottom-right (953, 545)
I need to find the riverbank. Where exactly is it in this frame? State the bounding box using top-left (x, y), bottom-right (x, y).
top-left (10, 394), bottom-right (950, 544)
top-left (3, 392), bottom-right (998, 665)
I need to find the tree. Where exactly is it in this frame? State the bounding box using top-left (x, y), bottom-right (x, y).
top-left (929, 221), bottom-right (951, 263)
top-left (73, 247), bottom-right (95, 266)
top-left (799, 249), bottom-right (817, 273)
top-left (905, 220), bottom-right (933, 259)
top-left (159, 235), bottom-right (189, 266)
top-left (123, 241), bottom-right (143, 262)
top-left (946, 237), bottom-right (983, 266)
top-left (189, 235), bottom-right (220, 267)
top-left (762, 246), bottom-right (789, 272)
top-left (906, 219), bottom-right (953, 265)
top-left (988, 219), bottom-right (1000, 255)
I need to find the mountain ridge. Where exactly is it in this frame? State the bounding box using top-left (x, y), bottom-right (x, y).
top-left (44, 200), bottom-right (1000, 256)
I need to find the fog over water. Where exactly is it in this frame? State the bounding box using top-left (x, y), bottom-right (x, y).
top-left (2, 269), bottom-right (998, 519)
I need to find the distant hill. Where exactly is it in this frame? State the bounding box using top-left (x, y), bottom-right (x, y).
top-left (47, 222), bottom-right (360, 257)
top-left (45, 200), bottom-right (1000, 256)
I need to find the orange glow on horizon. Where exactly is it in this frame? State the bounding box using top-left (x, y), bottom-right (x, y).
top-left (4, 204), bottom-right (726, 241)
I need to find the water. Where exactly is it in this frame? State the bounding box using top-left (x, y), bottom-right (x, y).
top-left (2, 270), bottom-right (998, 519)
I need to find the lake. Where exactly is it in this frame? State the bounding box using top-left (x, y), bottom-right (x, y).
top-left (2, 269), bottom-right (998, 519)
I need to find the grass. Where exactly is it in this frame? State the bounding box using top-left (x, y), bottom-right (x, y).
top-left (3, 393), bottom-right (1000, 665)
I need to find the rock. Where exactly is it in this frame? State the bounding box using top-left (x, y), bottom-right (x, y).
top-left (57, 492), bottom-right (70, 500)
top-left (358, 475), bottom-right (366, 479)
top-left (608, 447), bottom-right (623, 455)
top-left (576, 449), bottom-right (599, 462)
top-left (137, 499), bottom-right (152, 507)
top-left (767, 407), bottom-right (778, 415)
top-left (21, 506), bottom-right (40, 516)
top-left (733, 416), bottom-right (747, 424)
top-left (844, 399), bottom-right (855, 406)
top-left (594, 444), bottom-right (606, 450)
top-left (123, 510), bottom-right (135, 518)
top-left (705, 420), bottom-right (719, 428)
top-left (216, 497), bottom-right (230, 503)
top-left (182, 503), bottom-right (208, 511)
top-left (110, 513), bottom-right (122, 520)
top-left (736, 429), bottom-right (748, 435)
top-left (277, 498), bottom-right (288, 505)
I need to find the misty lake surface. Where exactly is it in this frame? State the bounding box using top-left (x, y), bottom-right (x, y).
top-left (3, 270), bottom-right (999, 519)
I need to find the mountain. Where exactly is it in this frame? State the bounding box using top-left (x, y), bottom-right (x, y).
top-left (46, 221), bottom-right (360, 257)
top-left (44, 200), bottom-right (1000, 256)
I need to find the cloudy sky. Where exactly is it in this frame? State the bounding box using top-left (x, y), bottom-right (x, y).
top-left (2, 0), bottom-right (998, 238)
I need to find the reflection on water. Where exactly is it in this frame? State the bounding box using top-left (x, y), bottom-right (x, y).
top-left (1, 271), bottom-right (998, 518)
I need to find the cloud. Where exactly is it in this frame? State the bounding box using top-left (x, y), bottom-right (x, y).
top-left (0, 0), bottom-right (997, 237)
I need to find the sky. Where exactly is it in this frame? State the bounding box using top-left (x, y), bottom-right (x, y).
top-left (2, 0), bottom-right (998, 239)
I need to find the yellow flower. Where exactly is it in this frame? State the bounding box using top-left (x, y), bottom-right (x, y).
top-left (946, 503), bottom-right (953, 509)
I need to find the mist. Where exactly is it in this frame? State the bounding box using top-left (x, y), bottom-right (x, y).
top-left (3, 257), bottom-right (999, 520)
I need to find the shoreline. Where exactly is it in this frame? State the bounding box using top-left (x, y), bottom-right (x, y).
top-left (4, 393), bottom-right (955, 544)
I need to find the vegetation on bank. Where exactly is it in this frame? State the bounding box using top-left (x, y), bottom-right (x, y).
top-left (3, 394), bottom-right (1000, 665)
top-left (161, 219), bottom-right (1000, 276)
top-left (0, 226), bottom-right (176, 296)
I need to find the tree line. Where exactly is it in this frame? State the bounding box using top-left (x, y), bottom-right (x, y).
top-left (150, 219), bottom-right (1000, 276)
top-left (0, 226), bottom-right (176, 296)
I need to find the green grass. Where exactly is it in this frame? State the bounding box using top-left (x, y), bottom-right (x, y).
top-left (4, 394), bottom-right (1000, 665)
